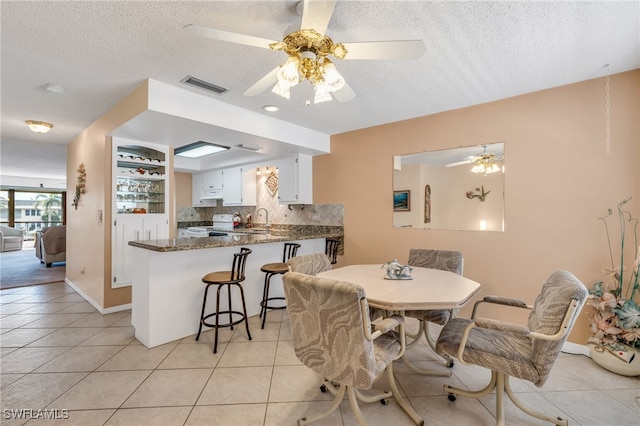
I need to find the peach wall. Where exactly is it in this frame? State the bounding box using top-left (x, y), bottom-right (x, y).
top-left (67, 82), bottom-right (149, 309)
top-left (313, 70), bottom-right (639, 344)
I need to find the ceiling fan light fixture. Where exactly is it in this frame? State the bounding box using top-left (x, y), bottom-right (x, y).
top-left (25, 120), bottom-right (53, 134)
top-left (276, 56), bottom-right (300, 87)
top-left (313, 83), bottom-right (333, 104)
top-left (272, 81), bottom-right (291, 99)
top-left (471, 158), bottom-right (500, 175)
top-left (321, 59), bottom-right (345, 92)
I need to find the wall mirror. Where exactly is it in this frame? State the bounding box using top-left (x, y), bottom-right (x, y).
top-left (393, 142), bottom-right (505, 232)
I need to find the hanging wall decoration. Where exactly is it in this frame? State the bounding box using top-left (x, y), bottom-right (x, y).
top-left (72, 163), bottom-right (86, 209)
top-left (424, 184), bottom-right (431, 223)
top-left (264, 168), bottom-right (278, 196)
top-left (466, 186), bottom-right (490, 202)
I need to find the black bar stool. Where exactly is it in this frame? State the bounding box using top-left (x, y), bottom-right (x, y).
top-left (325, 238), bottom-right (340, 265)
top-left (259, 242), bottom-right (300, 329)
top-left (196, 247), bottom-right (252, 353)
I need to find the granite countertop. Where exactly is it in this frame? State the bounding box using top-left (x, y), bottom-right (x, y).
top-left (129, 227), bottom-right (342, 253)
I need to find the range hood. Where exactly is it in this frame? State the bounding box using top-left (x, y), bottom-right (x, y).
top-left (200, 189), bottom-right (223, 199)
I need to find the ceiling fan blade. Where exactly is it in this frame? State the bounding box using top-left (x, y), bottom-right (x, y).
top-left (300, 0), bottom-right (337, 35)
top-left (341, 40), bottom-right (426, 60)
top-left (446, 159), bottom-right (475, 168)
top-left (183, 24), bottom-right (277, 49)
top-left (331, 83), bottom-right (356, 103)
top-left (242, 67), bottom-right (279, 97)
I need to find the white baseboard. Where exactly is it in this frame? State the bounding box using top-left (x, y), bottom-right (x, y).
top-left (64, 278), bottom-right (132, 314)
top-left (562, 341), bottom-right (590, 357)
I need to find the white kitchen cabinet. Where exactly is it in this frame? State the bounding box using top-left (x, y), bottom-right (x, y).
top-left (202, 169), bottom-right (223, 191)
top-left (222, 166), bottom-right (256, 206)
top-left (112, 139), bottom-right (170, 288)
top-left (191, 173), bottom-right (218, 206)
top-left (276, 154), bottom-right (313, 204)
top-left (113, 215), bottom-right (169, 287)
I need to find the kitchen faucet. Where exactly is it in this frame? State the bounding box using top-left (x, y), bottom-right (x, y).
top-left (256, 208), bottom-right (270, 229)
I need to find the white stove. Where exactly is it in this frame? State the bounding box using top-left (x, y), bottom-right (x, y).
top-left (187, 214), bottom-right (240, 237)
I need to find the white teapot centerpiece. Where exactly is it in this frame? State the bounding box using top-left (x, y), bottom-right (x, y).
top-left (382, 259), bottom-right (413, 280)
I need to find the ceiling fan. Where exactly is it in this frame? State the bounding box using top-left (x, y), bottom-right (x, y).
top-left (446, 145), bottom-right (504, 174)
top-left (184, 0), bottom-right (425, 104)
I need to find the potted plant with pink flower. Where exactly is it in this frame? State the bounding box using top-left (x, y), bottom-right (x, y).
top-left (587, 197), bottom-right (640, 376)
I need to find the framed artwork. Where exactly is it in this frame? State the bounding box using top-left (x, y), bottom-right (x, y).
top-left (424, 184), bottom-right (431, 223)
top-left (393, 190), bottom-right (410, 212)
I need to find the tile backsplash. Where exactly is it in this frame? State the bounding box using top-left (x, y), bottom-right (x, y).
top-left (177, 172), bottom-right (343, 227)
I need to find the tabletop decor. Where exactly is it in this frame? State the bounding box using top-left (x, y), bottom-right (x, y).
top-left (587, 197), bottom-right (640, 376)
top-left (382, 259), bottom-right (413, 280)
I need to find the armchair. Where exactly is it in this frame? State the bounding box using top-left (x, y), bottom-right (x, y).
top-left (404, 248), bottom-right (464, 369)
top-left (286, 252), bottom-right (332, 275)
top-left (0, 225), bottom-right (24, 252)
top-left (283, 272), bottom-right (423, 426)
top-left (435, 270), bottom-right (588, 426)
top-left (35, 225), bottom-right (66, 267)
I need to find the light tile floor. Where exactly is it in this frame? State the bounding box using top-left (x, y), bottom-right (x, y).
top-left (1, 282), bottom-right (639, 426)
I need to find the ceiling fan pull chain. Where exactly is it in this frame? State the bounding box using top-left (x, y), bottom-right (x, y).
top-left (604, 65), bottom-right (611, 155)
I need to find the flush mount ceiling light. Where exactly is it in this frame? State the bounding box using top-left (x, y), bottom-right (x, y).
top-left (25, 120), bottom-right (53, 134)
top-left (174, 141), bottom-right (229, 158)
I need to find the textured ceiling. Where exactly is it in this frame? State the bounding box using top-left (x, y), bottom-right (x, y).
top-left (1, 1), bottom-right (639, 180)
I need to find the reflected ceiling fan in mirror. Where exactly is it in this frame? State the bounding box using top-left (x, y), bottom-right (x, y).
top-left (446, 144), bottom-right (504, 174)
top-left (184, 0), bottom-right (425, 104)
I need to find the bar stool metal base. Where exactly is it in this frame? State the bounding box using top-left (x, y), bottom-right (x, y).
top-left (196, 282), bottom-right (252, 353)
top-left (259, 268), bottom-right (288, 329)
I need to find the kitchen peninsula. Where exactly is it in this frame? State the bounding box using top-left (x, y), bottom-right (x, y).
top-left (129, 227), bottom-right (341, 348)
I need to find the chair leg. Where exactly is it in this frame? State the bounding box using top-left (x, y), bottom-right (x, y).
top-left (237, 283), bottom-right (252, 342)
top-left (259, 272), bottom-right (270, 320)
top-left (347, 386), bottom-right (368, 426)
top-left (444, 371), bottom-right (568, 426)
top-left (423, 323), bottom-right (454, 367)
top-left (504, 378), bottom-right (568, 426)
top-left (260, 273), bottom-right (273, 329)
top-left (213, 284), bottom-right (223, 354)
top-left (386, 361), bottom-right (424, 425)
top-left (298, 382), bottom-right (346, 425)
top-left (196, 284), bottom-right (211, 341)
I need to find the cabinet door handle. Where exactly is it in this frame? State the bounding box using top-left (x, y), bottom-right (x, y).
top-left (136, 230), bottom-right (140, 240)
top-left (147, 230), bottom-right (151, 240)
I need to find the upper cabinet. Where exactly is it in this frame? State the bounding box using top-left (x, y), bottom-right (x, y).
top-left (276, 154), bottom-right (312, 205)
top-left (222, 166), bottom-right (256, 206)
top-left (202, 169), bottom-right (223, 192)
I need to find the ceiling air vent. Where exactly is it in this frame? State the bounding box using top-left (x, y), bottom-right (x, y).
top-left (180, 75), bottom-right (228, 95)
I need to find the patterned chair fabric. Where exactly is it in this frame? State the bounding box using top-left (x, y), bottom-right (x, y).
top-left (283, 272), bottom-right (399, 390)
top-left (405, 248), bottom-right (464, 324)
top-left (282, 272), bottom-right (424, 425)
top-left (436, 270), bottom-right (588, 386)
top-left (286, 253), bottom-right (332, 276)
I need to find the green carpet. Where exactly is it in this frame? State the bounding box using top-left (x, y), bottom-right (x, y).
top-left (0, 247), bottom-right (66, 289)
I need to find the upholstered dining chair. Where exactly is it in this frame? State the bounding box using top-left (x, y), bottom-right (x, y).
top-left (286, 252), bottom-right (332, 276)
top-left (283, 272), bottom-right (423, 426)
top-left (404, 248), bottom-right (464, 369)
top-left (435, 270), bottom-right (588, 426)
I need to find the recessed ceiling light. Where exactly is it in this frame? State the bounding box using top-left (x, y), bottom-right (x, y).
top-left (262, 105), bottom-right (279, 112)
top-left (25, 120), bottom-right (53, 133)
top-left (175, 141), bottom-right (229, 158)
top-left (45, 83), bottom-right (65, 94)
